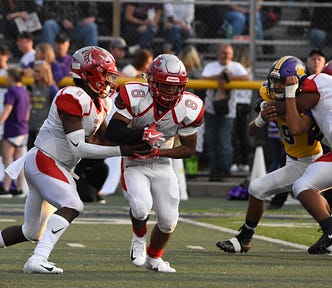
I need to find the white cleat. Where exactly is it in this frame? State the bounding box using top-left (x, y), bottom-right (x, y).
top-left (145, 256), bottom-right (176, 273)
top-left (23, 259), bottom-right (63, 274)
top-left (130, 234), bottom-right (147, 267)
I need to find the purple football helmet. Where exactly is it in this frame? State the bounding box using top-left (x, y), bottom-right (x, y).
top-left (267, 56), bottom-right (306, 100)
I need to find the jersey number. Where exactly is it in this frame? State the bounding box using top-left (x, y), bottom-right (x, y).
top-left (280, 124), bottom-right (295, 145)
top-left (185, 99), bottom-right (198, 110)
top-left (131, 89), bottom-right (146, 98)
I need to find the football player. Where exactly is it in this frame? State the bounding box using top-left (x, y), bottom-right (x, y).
top-left (279, 60), bottom-right (332, 254)
top-left (216, 56), bottom-right (324, 254)
top-left (106, 54), bottom-right (204, 272)
top-left (0, 46), bottom-right (149, 274)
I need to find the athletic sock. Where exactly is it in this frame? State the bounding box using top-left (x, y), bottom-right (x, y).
top-left (0, 231), bottom-right (5, 248)
top-left (147, 245), bottom-right (163, 259)
top-left (30, 214), bottom-right (69, 260)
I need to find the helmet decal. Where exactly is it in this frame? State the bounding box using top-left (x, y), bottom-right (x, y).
top-left (71, 46), bottom-right (119, 98)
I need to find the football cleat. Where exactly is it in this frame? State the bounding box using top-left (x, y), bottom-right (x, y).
top-left (23, 259), bottom-right (63, 274)
top-left (130, 234), bottom-right (147, 267)
top-left (216, 237), bottom-right (252, 253)
top-left (308, 232), bottom-right (332, 254)
top-left (145, 256), bottom-right (176, 273)
top-left (216, 224), bottom-right (254, 253)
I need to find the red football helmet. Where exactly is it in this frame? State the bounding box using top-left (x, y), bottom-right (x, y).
top-left (71, 46), bottom-right (119, 98)
top-left (322, 60), bottom-right (332, 76)
top-left (147, 54), bottom-right (188, 108)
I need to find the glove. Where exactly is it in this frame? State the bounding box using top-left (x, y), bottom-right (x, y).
top-left (142, 122), bottom-right (165, 147)
top-left (134, 147), bottom-right (161, 159)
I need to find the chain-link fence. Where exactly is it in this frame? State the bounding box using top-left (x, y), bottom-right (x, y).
top-left (1, 0), bottom-right (331, 79)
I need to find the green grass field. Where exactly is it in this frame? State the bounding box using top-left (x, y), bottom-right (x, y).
top-left (0, 194), bottom-right (331, 288)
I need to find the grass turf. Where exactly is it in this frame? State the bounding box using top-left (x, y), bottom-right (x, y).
top-left (0, 194), bottom-right (330, 288)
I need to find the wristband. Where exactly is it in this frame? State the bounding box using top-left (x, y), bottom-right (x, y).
top-left (254, 112), bottom-right (266, 127)
top-left (285, 84), bottom-right (297, 98)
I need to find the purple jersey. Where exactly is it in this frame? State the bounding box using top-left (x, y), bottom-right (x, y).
top-left (3, 86), bottom-right (30, 138)
top-left (56, 54), bottom-right (72, 77)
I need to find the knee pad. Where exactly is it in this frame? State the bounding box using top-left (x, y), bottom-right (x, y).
top-left (22, 224), bottom-right (41, 242)
top-left (157, 213), bottom-right (179, 234)
top-left (158, 221), bottom-right (177, 234)
top-left (248, 178), bottom-right (266, 200)
top-left (130, 207), bottom-right (150, 221)
top-left (64, 199), bottom-right (84, 214)
top-left (292, 179), bottom-right (308, 198)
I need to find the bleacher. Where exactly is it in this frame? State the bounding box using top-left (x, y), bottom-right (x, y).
top-left (2, 1), bottom-right (332, 81)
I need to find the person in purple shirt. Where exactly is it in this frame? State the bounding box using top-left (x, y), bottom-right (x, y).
top-left (54, 33), bottom-right (72, 78)
top-left (35, 42), bottom-right (64, 84)
top-left (0, 67), bottom-right (30, 198)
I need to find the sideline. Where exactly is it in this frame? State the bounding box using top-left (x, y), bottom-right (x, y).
top-left (178, 217), bottom-right (309, 251)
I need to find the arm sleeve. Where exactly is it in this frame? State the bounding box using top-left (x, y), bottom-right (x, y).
top-left (66, 129), bottom-right (121, 159)
top-left (106, 118), bottom-right (144, 144)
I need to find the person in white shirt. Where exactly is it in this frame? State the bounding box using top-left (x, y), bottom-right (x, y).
top-left (163, 0), bottom-right (195, 55)
top-left (16, 32), bottom-right (36, 72)
top-left (201, 43), bottom-right (249, 181)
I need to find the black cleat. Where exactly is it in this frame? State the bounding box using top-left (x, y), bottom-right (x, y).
top-left (308, 232), bottom-right (332, 254)
top-left (216, 237), bottom-right (252, 253)
top-left (216, 225), bottom-right (254, 253)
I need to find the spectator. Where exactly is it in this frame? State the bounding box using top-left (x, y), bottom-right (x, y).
top-left (179, 45), bottom-right (204, 176)
top-left (16, 32), bottom-right (35, 73)
top-left (0, 0), bottom-right (42, 57)
top-left (0, 46), bottom-right (10, 76)
top-left (108, 37), bottom-right (128, 72)
top-left (178, 45), bottom-right (202, 84)
top-left (54, 33), bottom-right (72, 78)
top-left (230, 49), bottom-right (253, 174)
top-left (201, 43), bottom-right (249, 181)
top-left (122, 48), bottom-right (153, 78)
top-left (27, 60), bottom-right (59, 150)
top-left (41, 1), bottom-right (98, 46)
top-left (308, 0), bottom-right (332, 50)
top-left (34, 42), bottom-right (64, 83)
top-left (0, 46), bottom-right (10, 140)
top-left (0, 68), bottom-right (30, 198)
top-left (163, 0), bottom-right (195, 55)
top-left (221, 0), bottom-right (264, 40)
top-left (122, 3), bottom-right (161, 52)
top-left (306, 48), bottom-right (326, 75)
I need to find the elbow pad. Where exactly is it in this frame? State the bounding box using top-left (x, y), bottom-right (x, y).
top-left (66, 129), bottom-right (121, 159)
top-left (106, 118), bottom-right (143, 144)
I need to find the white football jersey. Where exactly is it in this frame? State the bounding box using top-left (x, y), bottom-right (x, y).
top-left (302, 73), bottom-right (332, 148)
top-left (115, 82), bottom-right (204, 163)
top-left (35, 86), bottom-right (112, 169)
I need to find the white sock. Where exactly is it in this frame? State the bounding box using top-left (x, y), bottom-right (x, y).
top-left (0, 231), bottom-right (5, 248)
top-left (30, 214), bottom-right (69, 260)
